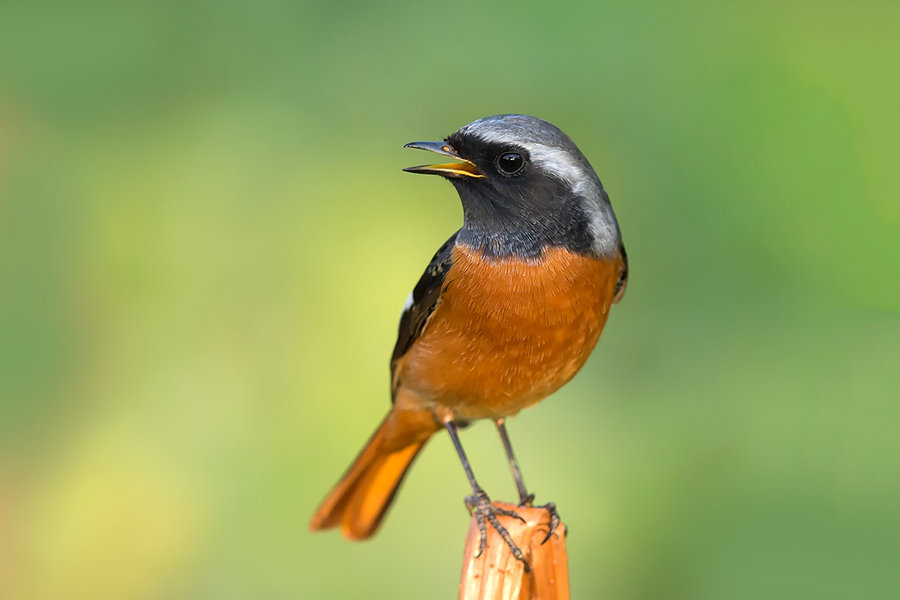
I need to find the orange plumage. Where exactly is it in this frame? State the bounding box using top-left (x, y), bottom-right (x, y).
top-left (309, 243), bottom-right (623, 538)
top-left (396, 244), bottom-right (623, 420)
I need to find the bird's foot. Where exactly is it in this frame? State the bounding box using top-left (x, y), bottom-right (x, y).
top-left (518, 495), bottom-right (566, 544)
top-left (537, 501), bottom-right (566, 544)
top-left (465, 489), bottom-right (529, 571)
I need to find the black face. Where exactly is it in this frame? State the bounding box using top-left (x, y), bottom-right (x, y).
top-left (442, 131), bottom-right (596, 258)
top-left (443, 131), bottom-right (531, 180)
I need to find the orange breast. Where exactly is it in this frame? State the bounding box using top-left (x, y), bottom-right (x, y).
top-left (395, 244), bottom-right (623, 421)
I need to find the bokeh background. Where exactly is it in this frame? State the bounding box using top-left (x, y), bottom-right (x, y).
top-left (1, 1), bottom-right (898, 598)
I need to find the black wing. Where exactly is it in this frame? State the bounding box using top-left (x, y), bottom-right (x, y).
top-left (390, 230), bottom-right (458, 399)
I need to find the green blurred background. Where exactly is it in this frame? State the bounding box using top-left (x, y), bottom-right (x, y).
top-left (1, 1), bottom-right (897, 598)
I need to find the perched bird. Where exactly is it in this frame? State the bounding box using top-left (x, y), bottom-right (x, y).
top-left (309, 114), bottom-right (627, 565)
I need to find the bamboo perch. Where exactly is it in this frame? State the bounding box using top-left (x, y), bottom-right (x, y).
top-left (459, 502), bottom-right (569, 600)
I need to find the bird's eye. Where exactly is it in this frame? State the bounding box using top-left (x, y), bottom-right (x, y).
top-left (496, 152), bottom-right (525, 176)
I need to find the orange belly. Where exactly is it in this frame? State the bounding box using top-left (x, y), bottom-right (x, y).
top-left (395, 244), bottom-right (623, 421)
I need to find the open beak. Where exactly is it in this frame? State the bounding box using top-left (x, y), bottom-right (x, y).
top-left (403, 141), bottom-right (484, 178)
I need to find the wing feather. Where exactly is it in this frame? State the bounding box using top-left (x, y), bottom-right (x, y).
top-left (390, 231), bottom-right (458, 399)
top-left (613, 243), bottom-right (628, 304)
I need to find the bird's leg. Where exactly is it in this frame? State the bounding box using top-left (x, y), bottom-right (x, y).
top-left (495, 418), bottom-right (532, 506)
top-left (494, 418), bottom-right (565, 544)
top-left (444, 420), bottom-right (529, 570)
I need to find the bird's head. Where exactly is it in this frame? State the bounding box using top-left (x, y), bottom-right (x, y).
top-left (404, 114), bottom-right (621, 259)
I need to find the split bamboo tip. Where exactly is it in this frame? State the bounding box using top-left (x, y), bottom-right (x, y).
top-left (459, 502), bottom-right (569, 600)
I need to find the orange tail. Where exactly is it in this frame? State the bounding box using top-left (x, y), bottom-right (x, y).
top-left (309, 407), bottom-right (439, 539)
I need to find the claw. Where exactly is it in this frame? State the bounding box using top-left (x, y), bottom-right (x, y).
top-left (465, 490), bottom-right (530, 572)
top-left (492, 503), bottom-right (527, 524)
top-left (537, 501), bottom-right (565, 544)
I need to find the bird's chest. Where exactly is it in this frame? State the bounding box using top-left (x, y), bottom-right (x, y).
top-left (401, 244), bottom-right (621, 419)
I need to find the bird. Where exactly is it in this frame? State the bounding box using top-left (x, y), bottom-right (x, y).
top-left (309, 114), bottom-right (627, 565)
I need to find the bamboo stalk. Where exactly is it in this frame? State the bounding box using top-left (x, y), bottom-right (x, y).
top-left (459, 502), bottom-right (569, 600)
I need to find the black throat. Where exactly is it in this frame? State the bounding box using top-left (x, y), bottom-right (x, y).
top-left (451, 177), bottom-right (595, 259)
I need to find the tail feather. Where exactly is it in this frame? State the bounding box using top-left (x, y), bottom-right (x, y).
top-left (309, 408), bottom-right (437, 539)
